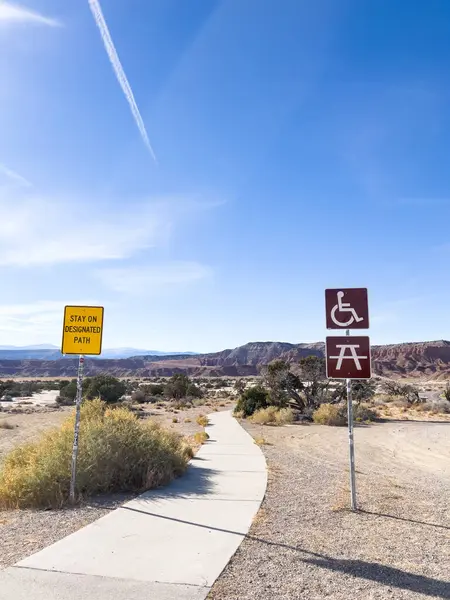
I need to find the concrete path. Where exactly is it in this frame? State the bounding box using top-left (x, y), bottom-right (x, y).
top-left (0, 411), bottom-right (267, 600)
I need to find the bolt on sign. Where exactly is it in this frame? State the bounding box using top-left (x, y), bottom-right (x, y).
top-left (326, 336), bottom-right (371, 379)
top-left (62, 306), bottom-right (104, 355)
top-left (325, 288), bottom-right (369, 329)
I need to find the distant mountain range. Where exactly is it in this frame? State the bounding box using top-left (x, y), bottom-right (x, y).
top-left (0, 345), bottom-right (197, 361)
top-left (0, 340), bottom-right (449, 379)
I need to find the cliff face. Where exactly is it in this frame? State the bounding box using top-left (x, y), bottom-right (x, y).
top-left (371, 340), bottom-right (450, 377)
top-left (1, 340), bottom-right (450, 379)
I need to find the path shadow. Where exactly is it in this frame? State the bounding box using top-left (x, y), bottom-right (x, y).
top-left (361, 509), bottom-right (450, 531)
top-left (118, 509), bottom-right (450, 599)
top-left (136, 461), bottom-right (219, 502)
top-left (302, 556), bottom-right (450, 598)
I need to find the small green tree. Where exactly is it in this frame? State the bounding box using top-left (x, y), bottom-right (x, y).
top-left (59, 379), bottom-right (78, 402)
top-left (351, 379), bottom-right (376, 404)
top-left (262, 360), bottom-right (303, 408)
top-left (235, 386), bottom-right (269, 417)
top-left (234, 379), bottom-right (246, 395)
top-left (382, 380), bottom-right (421, 404)
top-left (164, 373), bottom-right (190, 400)
top-left (186, 382), bottom-right (203, 398)
top-left (84, 375), bottom-right (126, 404)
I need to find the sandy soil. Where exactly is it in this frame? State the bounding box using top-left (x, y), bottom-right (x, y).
top-left (210, 419), bottom-right (450, 599)
top-left (0, 409), bottom-right (70, 463)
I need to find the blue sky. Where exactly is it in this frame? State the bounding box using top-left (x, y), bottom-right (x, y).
top-left (0, 0), bottom-right (449, 352)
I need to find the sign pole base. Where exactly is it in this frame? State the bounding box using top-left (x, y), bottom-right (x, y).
top-left (69, 355), bottom-right (85, 504)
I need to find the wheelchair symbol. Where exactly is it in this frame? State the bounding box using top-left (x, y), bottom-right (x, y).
top-left (330, 291), bottom-right (364, 327)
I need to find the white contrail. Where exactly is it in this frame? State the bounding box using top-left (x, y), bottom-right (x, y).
top-left (0, 163), bottom-right (31, 187)
top-left (87, 0), bottom-right (157, 163)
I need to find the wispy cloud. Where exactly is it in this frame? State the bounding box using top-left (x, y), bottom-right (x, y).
top-left (0, 190), bottom-right (216, 267)
top-left (0, 300), bottom-right (96, 341)
top-left (0, 163), bottom-right (31, 187)
top-left (87, 0), bottom-right (157, 163)
top-left (96, 262), bottom-right (212, 293)
top-left (0, 2), bottom-right (61, 27)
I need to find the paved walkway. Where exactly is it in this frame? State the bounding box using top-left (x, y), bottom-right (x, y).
top-left (0, 411), bottom-right (267, 600)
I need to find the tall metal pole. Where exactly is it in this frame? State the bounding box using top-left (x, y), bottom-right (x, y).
top-left (69, 355), bottom-right (85, 504)
top-left (346, 328), bottom-right (357, 511)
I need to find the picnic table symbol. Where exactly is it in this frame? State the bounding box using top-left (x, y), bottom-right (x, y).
top-left (330, 291), bottom-right (364, 327)
top-left (329, 344), bottom-right (368, 371)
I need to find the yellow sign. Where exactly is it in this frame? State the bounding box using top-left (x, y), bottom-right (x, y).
top-left (62, 306), bottom-right (104, 355)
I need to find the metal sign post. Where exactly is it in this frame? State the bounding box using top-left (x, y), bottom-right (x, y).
top-left (325, 288), bottom-right (371, 513)
top-left (346, 329), bottom-right (357, 511)
top-left (69, 355), bottom-right (85, 504)
top-left (62, 305), bottom-right (104, 504)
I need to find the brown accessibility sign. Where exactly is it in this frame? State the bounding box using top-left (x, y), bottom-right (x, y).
top-left (325, 288), bottom-right (369, 329)
top-left (326, 336), bottom-right (371, 379)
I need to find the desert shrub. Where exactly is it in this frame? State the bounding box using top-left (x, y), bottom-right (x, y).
top-left (0, 380), bottom-right (44, 399)
top-left (313, 404), bottom-right (347, 426)
top-left (186, 383), bottom-right (203, 398)
top-left (84, 376), bottom-right (126, 404)
top-left (0, 399), bottom-right (192, 509)
top-left (56, 395), bottom-right (75, 406)
top-left (196, 415), bottom-right (209, 427)
top-left (164, 374), bottom-right (190, 400)
top-left (0, 421), bottom-right (14, 430)
top-left (131, 390), bottom-right (147, 404)
top-left (172, 417), bottom-right (178, 423)
top-left (204, 382), bottom-right (214, 390)
top-left (234, 379), bottom-right (246, 395)
top-left (373, 393), bottom-right (396, 404)
top-left (144, 383), bottom-right (164, 396)
top-left (382, 381), bottom-right (421, 404)
top-left (234, 386), bottom-right (269, 417)
top-left (418, 399), bottom-right (450, 414)
top-left (443, 383), bottom-right (450, 402)
top-left (353, 404), bottom-right (377, 422)
top-left (351, 380), bottom-right (376, 403)
top-left (251, 406), bottom-right (294, 426)
top-left (391, 397), bottom-right (410, 409)
top-left (173, 398), bottom-right (192, 410)
top-left (194, 431), bottom-right (209, 444)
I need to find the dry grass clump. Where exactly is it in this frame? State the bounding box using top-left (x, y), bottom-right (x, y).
top-left (416, 399), bottom-right (450, 414)
top-left (313, 403), bottom-right (376, 426)
top-left (250, 406), bottom-right (294, 426)
top-left (0, 399), bottom-right (193, 510)
top-left (254, 437), bottom-right (267, 446)
top-left (0, 421), bottom-right (14, 430)
top-left (313, 404), bottom-right (347, 426)
top-left (196, 415), bottom-right (209, 427)
top-left (353, 404), bottom-right (377, 422)
top-left (194, 431), bottom-right (209, 444)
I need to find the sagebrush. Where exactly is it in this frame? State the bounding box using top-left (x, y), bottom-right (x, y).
top-left (313, 403), bottom-right (376, 426)
top-left (250, 406), bottom-right (294, 426)
top-left (0, 399), bottom-right (193, 509)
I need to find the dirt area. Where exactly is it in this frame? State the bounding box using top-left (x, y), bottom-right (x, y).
top-left (210, 419), bottom-right (450, 600)
top-left (0, 396), bottom-right (235, 570)
top-left (0, 409), bottom-right (70, 463)
top-left (137, 398), bottom-right (235, 442)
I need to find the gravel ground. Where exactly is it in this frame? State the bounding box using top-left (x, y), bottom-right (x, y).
top-left (209, 420), bottom-right (450, 600)
top-left (0, 494), bottom-right (134, 569)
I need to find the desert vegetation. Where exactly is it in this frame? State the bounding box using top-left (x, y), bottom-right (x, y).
top-left (232, 355), bottom-right (450, 426)
top-left (0, 399), bottom-right (193, 509)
